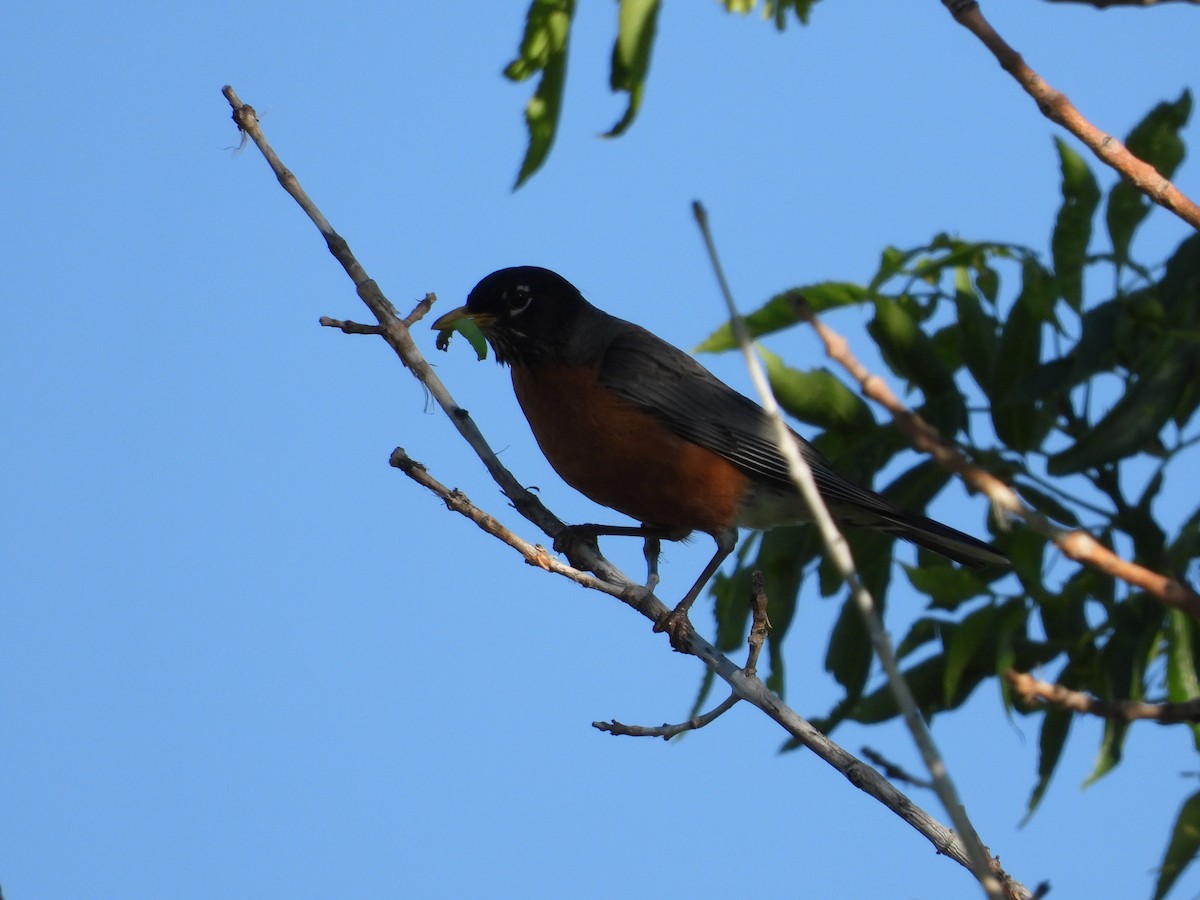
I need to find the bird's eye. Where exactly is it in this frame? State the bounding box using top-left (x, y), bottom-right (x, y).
top-left (507, 285), bottom-right (533, 316)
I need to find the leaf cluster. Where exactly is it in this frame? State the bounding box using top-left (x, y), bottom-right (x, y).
top-left (694, 92), bottom-right (1200, 899)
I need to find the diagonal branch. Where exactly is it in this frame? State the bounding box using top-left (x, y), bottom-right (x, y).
top-left (1007, 670), bottom-right (1200, 723)
top-left (694, 203), bottom-right (1002, 900)
top-left (793, 296), bottom-right (1200, 621)
top-left (941, 1), bottom-right (1200, 232)
top-left (222, 85), bottom-right (1033, 900)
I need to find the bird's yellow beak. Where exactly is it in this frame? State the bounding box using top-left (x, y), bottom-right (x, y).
top-left (431, 306), bottom-right (497, 331)
top-left (432, 306), bottom-right (494, 358)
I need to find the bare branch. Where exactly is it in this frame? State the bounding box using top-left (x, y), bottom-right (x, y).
top-left (693, 201), bottom-right (1003, 900)
top-left (319, 316), bottom-right (385, 335)
top-left (594, 695), bottom-right (741, 740)
top-left (593, 571), bottom-right (771, 738)
top-left (403, 293), bottom-right (436, 327)
top-left (793, 296), bottom-right (1200, 621)
top-left (862, 747), bottom-right (935, 790)
top-left (941, 1), bottom-right (1200, 232)
top-left (222, 86), bottom-right (1034, 900)
top-left (1007, 670), bottom-right (1200, 724)
top-left (745, 571), bottom-right (770, 678)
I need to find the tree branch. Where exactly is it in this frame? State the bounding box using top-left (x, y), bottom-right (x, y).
top-left (593, 695), bottom-right (740, 739)
top-left (792, 296), bottom-right (1200, 621)
top-left (942, 1), bottom-right (1200, 232)
top-left (222, 85), bottom-right (1034, 900)
top-left (694, 202), bottom-right (1003, 900)
top-left (594, 569), bottom-right (771, 739)
top-left (1007, 670), bottom-right (1200, 724)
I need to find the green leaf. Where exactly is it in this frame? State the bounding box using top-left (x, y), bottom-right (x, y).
top-left (942, 603), bottom-right (1001, 706)
top-left (1047, 344), bottom-right (1199, 475)
top-left (896, 616), bottom-right (942, 660)
top-left (1106, 90), bottom-right (1192, 265)
top-left (603, 0), bottom-right (661, 138)
top-left (1166, 611), bottom-right (1200, 752)
top-left (720, 0), bottom-right (820, 28)
top-left (850, 654), bottom-right (946, 725)
top-left (1153, 790), bottom-right (1200, 900)
top-left (505, 0), bottom-right (576, 189)
top-left (693, 282), bottom-right (869, 353)
top-left (988, 262), bottom-right (1054, 451)
top-left (953, 266), bottom-right (1000, 395)
top-left (904, 563), bottom-right (987, 611)
top-left (867, 297), bottom-right (965, 434)
top-left (761, 348), bottom-right (875, 432)
top-left (1024, 706), bottom-right (1072, 822)
top-left (1050, 137), bottom-right (1100, 312)
top-left (434, 316), bottom-right (489, 360)
top-left (825, 594), bottom-right (871, 699)
top-left (1084, 718), bottom-right (1129, 787)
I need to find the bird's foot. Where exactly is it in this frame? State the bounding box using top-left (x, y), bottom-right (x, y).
top-left (552, 525), bottom-right (601, 559)
top-left (653, 605), bottom-right (695, 652)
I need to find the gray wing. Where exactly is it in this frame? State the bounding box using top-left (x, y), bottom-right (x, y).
top-left (596, 323), bottom-right (886, 511)
top-left (596, 322), bottom-right (1008, 569)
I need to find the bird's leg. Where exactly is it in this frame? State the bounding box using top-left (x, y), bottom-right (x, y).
top-left (653, 526), bottom-right (738, 651)
top-left (642, 535), bottom-right (662, 592)
top-left (551, 523), bottom-right (684, 575)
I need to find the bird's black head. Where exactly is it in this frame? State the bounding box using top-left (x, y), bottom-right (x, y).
top-left (434, 266), bottom-right (595, 367)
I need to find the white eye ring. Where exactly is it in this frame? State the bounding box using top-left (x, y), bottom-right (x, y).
top-left (508, 286), bottom-right (532, 315)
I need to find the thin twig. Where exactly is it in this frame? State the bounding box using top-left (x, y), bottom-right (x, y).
top-left (862, 747), bottom-right (935, 790)
top-left (594, 695), bottom-right (741, 740)
top-left (403, 293), bottom-right (436, 327)
top-left (942, 1), bottom-right (1200, 232)
top-left (746, 571), bottom-right (770, 678)
top-left (319, 316), bottom-right (385, 335)
top-left (693, 200), bottom-right (1003, 900)
top-left (1007, 670), bottom-right (1200, 724)
top-left (222, 86), bottom-right (1033, 899)
top-left (793, 296), bottom-right (1200, 621)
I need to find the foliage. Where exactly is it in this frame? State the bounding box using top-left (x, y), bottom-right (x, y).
top-left (504, 2), bottom-right (1200, 894)
top-left (694, 93), bottom-right (1198, 897)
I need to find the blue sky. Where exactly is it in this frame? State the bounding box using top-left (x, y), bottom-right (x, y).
top-left (4, 2), bottom-right (1200, 898)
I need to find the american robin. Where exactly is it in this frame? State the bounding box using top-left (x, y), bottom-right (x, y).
top-left (433, 266), bottom-right (1006, 641)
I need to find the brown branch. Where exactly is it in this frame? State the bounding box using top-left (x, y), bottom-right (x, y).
top-left (1007, 671), bottom-right (1200, 724)
top-left (222, 85), bottom-right (1034, 899)
top-left (942, 1), bottom-right (1200, 232)
top-left (793, 297), bottom-right (1200, 622)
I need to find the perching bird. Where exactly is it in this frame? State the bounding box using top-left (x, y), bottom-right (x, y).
top-left (433, 266), bottom-right (1006, 641)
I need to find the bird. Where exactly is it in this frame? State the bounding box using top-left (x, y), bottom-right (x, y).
top-left (433, 266), bottom-right (1006, 644)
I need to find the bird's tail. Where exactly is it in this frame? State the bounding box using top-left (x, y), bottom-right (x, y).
top-left (876, 510), bottom-right (1007, 569)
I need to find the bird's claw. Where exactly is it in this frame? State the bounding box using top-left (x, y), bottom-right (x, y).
top-left (552, 526), bottom-right (600, 558)
top-left (653, 606), bottom-right (694, 652)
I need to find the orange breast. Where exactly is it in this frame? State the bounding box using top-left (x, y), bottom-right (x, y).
top-left (511, 363), bottom-right (749, 534)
